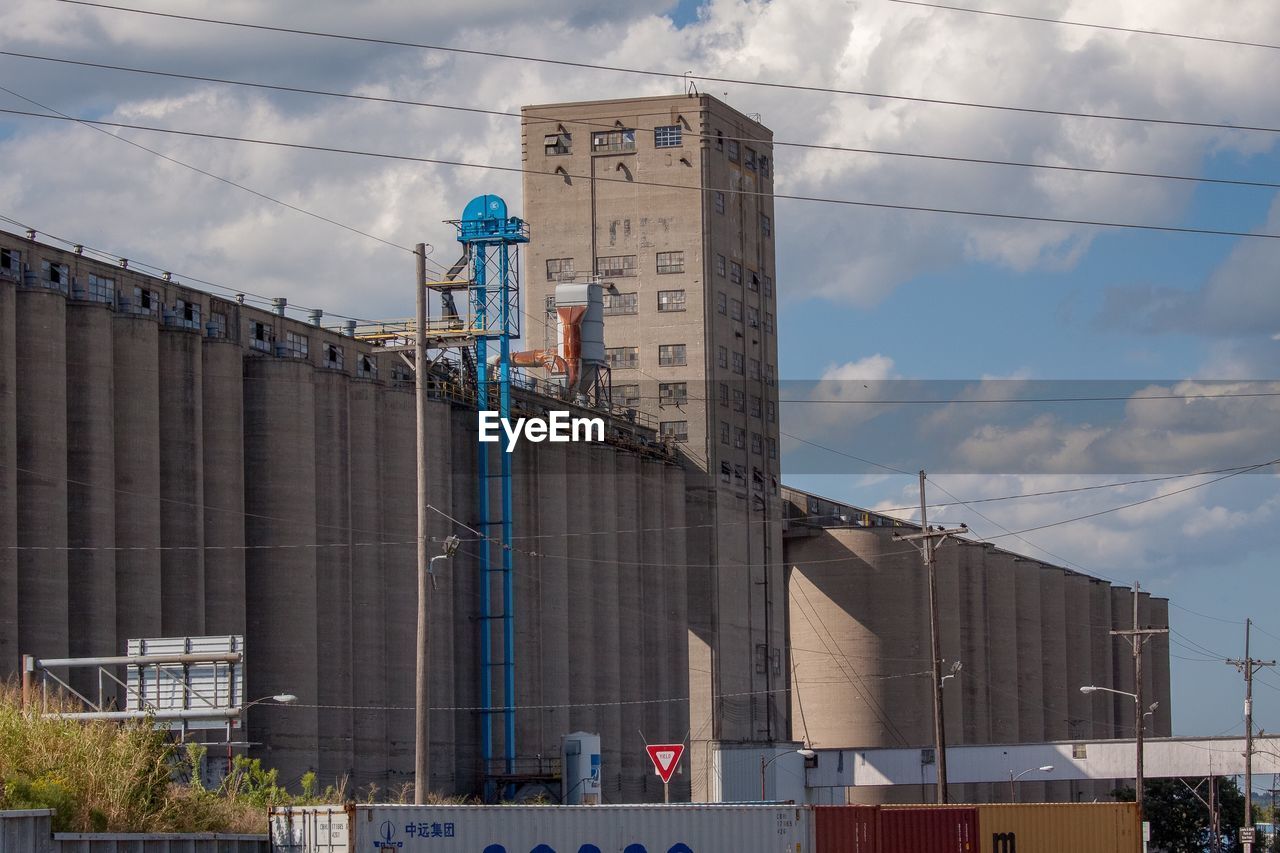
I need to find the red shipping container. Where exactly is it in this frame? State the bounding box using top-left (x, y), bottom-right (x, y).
top-left (814, 805), bottom-right (879, 853)
top-left (879, 807), bottom-right (978, 853)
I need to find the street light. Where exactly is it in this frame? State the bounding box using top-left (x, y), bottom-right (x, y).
top-left (1082, 684), bottom-right (1146, 823)
top-left (228, 694), bottom-right (296, 772)
top-left (241, 693), bottom-right (297, 711)
top-left (1009, 765), bottom-right (1054, 799)
top-left (760, 748), bottom-right (816, 799)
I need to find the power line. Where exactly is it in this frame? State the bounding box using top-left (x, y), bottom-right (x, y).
top-left (0, 84), bottom-right (412, 255)
top-left (10, 108), bottom-right (1278, 241)
top-left (780, 390), bottom-right (1280, 404)
top-left (10, 50), bottom-right (1280, 193)
top-left (983, 457), bottom-right (1279, 539)
top-left (871, 464), bottom-right (1279, 513)
top-left (887, 0), bottom-right (1280, 53)
top-left (55, 0), bottom-right (1280, 137)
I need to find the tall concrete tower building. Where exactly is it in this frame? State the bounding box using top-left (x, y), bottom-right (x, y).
top-left (522, 94), bottom-right (786, 798)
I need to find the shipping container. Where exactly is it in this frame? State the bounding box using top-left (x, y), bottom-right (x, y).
top-left (812, 806), bottom-right (877, 853)
top-left (271, 804), bottom-right (812, 853)
top-left (974, 803), bottom-right (1140, 853)
top-left (879, 807), bottom-right (977, 853)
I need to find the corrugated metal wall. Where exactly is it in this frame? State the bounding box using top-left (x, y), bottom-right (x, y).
top-left (0, 811), bottom-right (268, 853)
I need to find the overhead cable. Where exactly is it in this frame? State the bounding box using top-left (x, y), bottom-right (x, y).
top-left (7, 51), bottom-right (1280, 193)
top-left (55, 0), bottom-right (1280, 136)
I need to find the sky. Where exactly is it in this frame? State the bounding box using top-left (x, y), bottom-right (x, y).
top-left (1, 0), bottom-right (1278, 745)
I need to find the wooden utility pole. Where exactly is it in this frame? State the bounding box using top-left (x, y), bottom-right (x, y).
top-left (1110, 581), bottom-right (1167, 832)
top-left (1227, 618), bottom-right (1275, 853)
top-left (414, 242), bottom-right (431, 804)
top-left (892, 471), bottom-right (966, 804)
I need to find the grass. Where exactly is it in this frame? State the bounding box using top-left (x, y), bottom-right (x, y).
top-left (0, 683), bottom-right (334, 833)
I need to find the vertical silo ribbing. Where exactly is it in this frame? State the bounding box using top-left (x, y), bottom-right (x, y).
top-left (157, 328), bottom-right (204, 636)
top-left (16, 289), bottom-right (69, 661)
top-left (113, 315), bottom-right (161, 645)
top-left (243, 357), bottom-right (317, 789)
top-left (64, 301), bottom-right (116, 682)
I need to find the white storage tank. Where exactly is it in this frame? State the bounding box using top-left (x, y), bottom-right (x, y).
top-left (562, 731), bottom-right (602, 805)
top-left (270, 804), bottom-right (812, 853)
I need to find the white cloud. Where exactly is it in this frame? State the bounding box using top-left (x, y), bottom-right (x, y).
top-left (2, 0), bottom-right (1276, 319)
top-left (821, 353), bottom-right (897, 382)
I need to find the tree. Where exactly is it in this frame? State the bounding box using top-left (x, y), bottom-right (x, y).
top-left (1114, 778), bottom-right (1248, 852)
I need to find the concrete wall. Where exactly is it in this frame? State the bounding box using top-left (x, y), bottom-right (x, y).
top-left (786, 525), bottom-right (1150, 805)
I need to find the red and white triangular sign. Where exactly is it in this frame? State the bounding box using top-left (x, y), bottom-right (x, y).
top-left (646, 744), bottom-right (685, 784)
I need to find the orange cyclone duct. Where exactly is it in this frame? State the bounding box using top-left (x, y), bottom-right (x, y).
top-left (556, 304), bottom-right (587, 391)
top-left (509, 348), bottom-right (568, 376)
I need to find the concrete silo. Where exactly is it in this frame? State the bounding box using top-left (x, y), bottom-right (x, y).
top-left (447, 406), bottom-right (480, 794)
top-left (113, 314), bottom-right (162, 645)
top-left (955, 542), bottom-right (991, 803)
top-left (982, 547), bottom-right (1018, 803)
top-left (1137, 590), bottom-right (1155, 730)
top-left (613, 452), bottom-right (644, 802)
top-left (564, 442), bottom-right (596, 743)
top-left (420, 397), bottom-right (457, 790)
top-left (1149, 597), bottom-right (1171, 736)
top-left (243, 357), bottom-right (318, 790)
top-left (377, 386), bottom-right (416, 789)
top-left (64, 300), bottom-right (116, 679)
top-left (0, 274), bottom-right (15, 668)
top-left (534, 439), bottom-right (570, 776)
top-left (787, 527), bottom-right (929, 805)
top-left (16, 287), bottom-right (69, 660)
top-left (663, 460), bottom-right (691, 803)
top-left (347, 377), bottom-right (386, 790)
top-left (934, 541), bottom-right (965, 801)
top-left (1011, 557), bottom-right (1045, 801)
top-left (588, 445), bottom-right (622, 800)
top-left (201, 335), bottom-right (245, 636)
top-left (1110, 587), bottom-right (1137, 744)
top-left (1038, 566), bottom-right (1070, 801)
top-left (511, 433), bottom-right (542, 784)
top-left (639, 457), bottom-right (667, 802)
top-left (312, 366), bottom-right (353, 784)
top-left (1087, 579), bottom-right (1116, 800)
top-left (158, 327), bottom-right (204, 636)
top-left (1063, 572), bottom-right (1092, 801)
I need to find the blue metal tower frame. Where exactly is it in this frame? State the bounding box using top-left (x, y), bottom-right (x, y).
top-left (451, 195), bottom-right (527, 797)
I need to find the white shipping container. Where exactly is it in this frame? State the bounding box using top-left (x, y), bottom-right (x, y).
top-left (270, 804), bottom-right (812, 853)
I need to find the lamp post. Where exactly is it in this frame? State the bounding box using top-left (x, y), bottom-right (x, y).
top-left (760, 748), bottom-right (816, 800)
top-left (1008, 764), bottom-right (1054, 799)
top-left (229, 694), bottom-right (296, 779)
top-left (1082, 684), bottom-right (1145, 823)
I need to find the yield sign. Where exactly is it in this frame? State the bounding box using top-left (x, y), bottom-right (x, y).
top-left (646, 744), bottom-right (685, 784)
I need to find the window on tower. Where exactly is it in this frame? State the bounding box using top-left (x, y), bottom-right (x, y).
top-left (596, 255), bottom-right (638, 277)
top-left (656, 251), bottom-right (685, 274)
top-left (544, 130), bottom-right (571, 155)
top-left (658, 343), bottom-right (687, 367)
top-left (592, 129), bottom-right (636, 153)
top-left (657, 290), bottom-right (686, 312)
top-left (602, 292), bottom-right (638, 315)
top-left (654, 125), bottom-right (683, 147)
top-left (546, 257), bottom-right (574, 280)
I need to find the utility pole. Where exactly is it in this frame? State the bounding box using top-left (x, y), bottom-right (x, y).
top-left (1227, 618), bottom-right (1275, 853)
top-left (414, 242), bottom-right (431, 804)
top-left (1109, 581), bottom-right (1168, 833)
top-left (892, 470), bottom-right (966, 804)
top-left (1209, 773), bottom-right (1220, 853)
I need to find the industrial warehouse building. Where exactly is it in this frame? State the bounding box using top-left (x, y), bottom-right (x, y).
top-left (0, 93), bottom-right (1169, 804)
